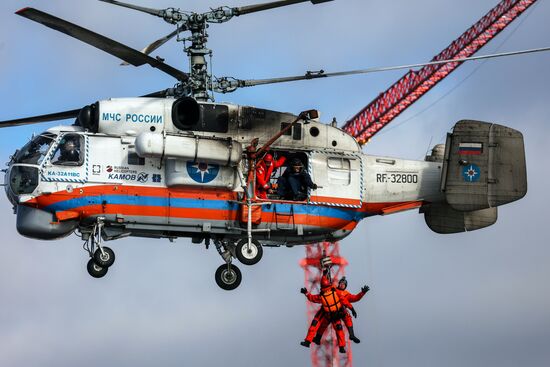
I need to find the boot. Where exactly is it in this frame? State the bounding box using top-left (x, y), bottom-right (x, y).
top-left (300, 340), bottom-right (311, 348)
top-left (312, 334), bottom-right (322, 345)
top-left (348, 327), bottom-right (361, 344)
top-left (339, 346), bottom-right (346, 353)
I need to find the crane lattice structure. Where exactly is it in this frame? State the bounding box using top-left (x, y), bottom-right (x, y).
top-left (342, 0), bottom-right (537, 145)
top-left (301, 0), bottom-right (538, 366)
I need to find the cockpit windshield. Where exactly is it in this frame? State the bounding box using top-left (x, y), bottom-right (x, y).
top-left (14, 132), bottom-right (57, 165)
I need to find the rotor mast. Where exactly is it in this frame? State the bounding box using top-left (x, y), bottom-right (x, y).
top-left (99, 0), bottom-right (335, 101)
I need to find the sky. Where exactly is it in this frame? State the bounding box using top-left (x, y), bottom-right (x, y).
top-left (0, 0), bottom-right (549, 366)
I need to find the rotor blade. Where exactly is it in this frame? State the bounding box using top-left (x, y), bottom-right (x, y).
top-left (141, 28), bottom-right (181, 55)
top-left (234, 0), bottom-right (334, 16)
top-left (16, 8), bottom-right (189, 81)
top-left (235, 46), bottom-right (550, 88)
top-left (97, 0), bottom-right (165, 17)
top-left (121, 27), bottom-right (185, 66)
top-left (140, 89), bottom-right (170, 98)
top-left (0, 109), bottom-right (81, 129)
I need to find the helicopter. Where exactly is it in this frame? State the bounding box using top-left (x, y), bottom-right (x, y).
top-left (1, 0), bottom-right (545, 290)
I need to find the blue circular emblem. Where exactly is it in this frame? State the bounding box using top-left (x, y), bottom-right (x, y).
top-left (463, 164), bottom-right (481, 182)
top-left (186, 161), bottom-right (220, 183)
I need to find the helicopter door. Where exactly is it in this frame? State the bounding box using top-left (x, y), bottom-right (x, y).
top-left (41, 133), bottom-right (88, 185)
top-left (309, 153), bottom-right (363, 208)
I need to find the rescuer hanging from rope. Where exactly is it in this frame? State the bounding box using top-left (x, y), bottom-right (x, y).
top-left (300, 255), bottom-right (370, 352)
top-left (300, 256), bottom-right (334, 347)
top-left (300, 276), bottom-right (351, 353)
top-left (312, 277), bottom-right (370, 345)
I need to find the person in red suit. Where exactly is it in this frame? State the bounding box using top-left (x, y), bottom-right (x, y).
top-left (255, 153), bottom-right (286, 199)
top-left (312, 277), bottom-right (369, 345)
top-left (300, 276), bottom-right (355, 353)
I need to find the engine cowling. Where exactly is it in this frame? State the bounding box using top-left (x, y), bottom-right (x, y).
top-left (134, 132), bottom-right (243, 166)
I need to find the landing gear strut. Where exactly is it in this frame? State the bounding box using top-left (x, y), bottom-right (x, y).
top-left (213, 240), bottom-right (242, 290)
top-left (82, 217), bottom-right (116, 278)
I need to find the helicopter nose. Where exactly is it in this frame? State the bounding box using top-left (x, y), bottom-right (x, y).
top-left (4, 165), bottom-right (40, 206)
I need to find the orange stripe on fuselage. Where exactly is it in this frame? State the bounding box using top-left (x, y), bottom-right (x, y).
top-left (35, 185), bottom-right (238, 207)
top-left (33, 185), bottom-right (424, 231)
top-left (62, 203), bottom-right (358, 231)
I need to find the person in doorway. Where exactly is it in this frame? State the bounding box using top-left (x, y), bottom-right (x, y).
top-left (255, 153), bottom-right (286, 199)
top-left (277, 157), bottom-right (317, 200)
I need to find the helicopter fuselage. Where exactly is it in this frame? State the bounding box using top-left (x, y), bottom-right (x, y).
top-left (4, 98), bottom-right (444, 246)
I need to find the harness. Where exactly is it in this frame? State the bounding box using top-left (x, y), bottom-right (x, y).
top-left (320, 287), bottom-right (343, 314)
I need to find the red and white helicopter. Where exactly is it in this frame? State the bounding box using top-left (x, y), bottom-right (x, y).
top-left (1, 0), bottom-right (545, 290)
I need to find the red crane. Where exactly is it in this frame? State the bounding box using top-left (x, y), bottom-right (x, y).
top-left (342, 0), bottom-right (538, 145)
top-left (301, 1), bottom-right (538, 366)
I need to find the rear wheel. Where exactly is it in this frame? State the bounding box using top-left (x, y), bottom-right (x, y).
top-left (235, 239), bottom-right (263, 266)
top-left (87, 259), bottom-right (108, 278)
top-left (215, 264), bottom-right (242, 290)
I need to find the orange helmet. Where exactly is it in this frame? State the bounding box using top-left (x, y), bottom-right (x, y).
top-left (320, 277), bottom-right (331, 290)
top-left (264, 154), bottom-right (273, 162)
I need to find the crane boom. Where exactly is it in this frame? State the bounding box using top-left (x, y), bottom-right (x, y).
top-left (342, 0), bottom-right (537, 145)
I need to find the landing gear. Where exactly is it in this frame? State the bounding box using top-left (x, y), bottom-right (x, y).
top-left (215, 264), bottom-right (242, 291)
top-left (213, 239), bottom-right (243, 290)
top-left (93, 246), bottom-right (115, 268)
top-left (235, 238), bottom-right (263, 265)
top-left (82, 217), bottom-right (116, 279)
top-left (87, 259), bottom-right (108, 278)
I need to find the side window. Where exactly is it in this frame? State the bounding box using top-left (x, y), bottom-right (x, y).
top-left (327, 157), bottom-right (351, 185)
top-left (292, 124), bottom-right (302, 140)
top-left (280, 122), bottom-right (292, 136)
top-left (280, 122), bottom-right (302, 140)
top-left (51, 134), bottom-right (84, 166)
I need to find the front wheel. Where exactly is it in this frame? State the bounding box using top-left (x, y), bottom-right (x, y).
top-left (215, 264), bottom-right (242, 291)
top-left (93, 247), bottom-right (115, 268)
top-left (235, 239), bottom-right (263, 266)
top-left (87, 259), bottom-right (108, 278)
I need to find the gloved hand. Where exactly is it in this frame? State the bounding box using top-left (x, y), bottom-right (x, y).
top-left (312, 183), bottom-right (318, 190)
top-left (361, 285), bottom-right (370, 293)
top-left (351, 308), bottom-right (357, 318)
top-left (300, 287), bottom-right (307, 294)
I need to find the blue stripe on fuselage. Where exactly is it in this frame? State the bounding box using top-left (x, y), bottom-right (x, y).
top-left (44, 194), bottom-right (363, 221)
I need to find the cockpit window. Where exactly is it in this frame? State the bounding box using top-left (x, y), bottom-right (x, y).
top-left (14, 133), bottom-right (57, 165)
top-left (9, 166), bottom-right (39, 195)
top-left (51, 134), bottom-right (84, 166)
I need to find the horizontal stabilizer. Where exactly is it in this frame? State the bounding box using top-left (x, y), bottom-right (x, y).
top-left (424, 203), bottom-right (497, 234)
